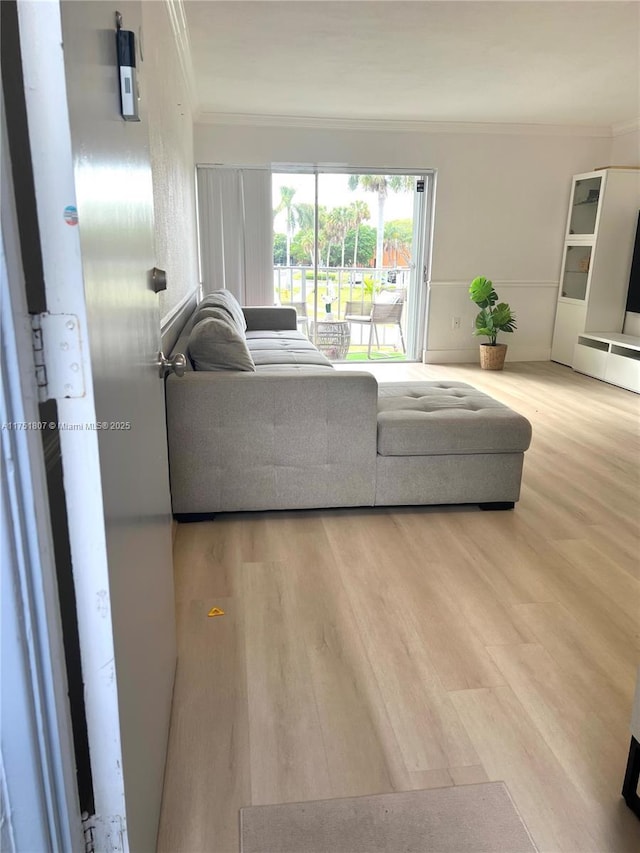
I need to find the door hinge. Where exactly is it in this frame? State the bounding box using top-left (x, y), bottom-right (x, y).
top-left (82, 813), bottom-right (126, 853)
top-left (30, 313), bottom-right (85, 402)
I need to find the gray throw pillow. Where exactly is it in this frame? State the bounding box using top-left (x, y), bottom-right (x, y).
top-left (198, 290), bottom-right (247, 334)
top-left (188, 316), bottom-right (256, 372)
top-left (195, 306), bottom-right (235, 326)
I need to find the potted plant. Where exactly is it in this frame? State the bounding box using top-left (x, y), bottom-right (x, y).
top-left (468, 276), bottom-right (517, 370)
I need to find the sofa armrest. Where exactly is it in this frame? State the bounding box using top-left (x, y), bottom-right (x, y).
top-left (243, 306), bottom-right (297, 331)
top-left (166, 370), bottom-right (379, 513)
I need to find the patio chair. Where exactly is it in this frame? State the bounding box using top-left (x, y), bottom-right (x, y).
top-left (344, 294), bottom-right (406, 357)
top-left (290, 301), bottom-right (310, 337)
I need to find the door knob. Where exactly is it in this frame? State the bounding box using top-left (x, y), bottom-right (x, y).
top-left (151, 267), bottom-right (167, 293)
top-left (157, 351), bottom-right (186, 378)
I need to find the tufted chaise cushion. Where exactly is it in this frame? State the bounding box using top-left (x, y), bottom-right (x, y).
top-left (377, 381), bottom-right (532, 456)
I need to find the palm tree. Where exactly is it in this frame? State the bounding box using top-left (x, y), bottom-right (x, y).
top-left (276, 186), bottom-right (297, 267)
top-left (347, 200), bottom-right (370, 267)
top-left (348, 175), bottom-right (413, 269)
top-left (297, 228), bottom-right (316, 266)
top-left (384, 219), bottom-right (413, 267)
top-left (315, 207), bottom-right (328, 269)
top-left (295, 202), bottom-right (315, 232)
top-left (323, 208), bottom-right (343, 267)
top-left (332, 207), bottom-right (350, 268)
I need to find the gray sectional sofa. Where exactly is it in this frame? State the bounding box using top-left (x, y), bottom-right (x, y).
top-left (166, 293), bottom-right (532, 517)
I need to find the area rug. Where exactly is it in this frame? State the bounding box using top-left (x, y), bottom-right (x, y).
top-left (240, 781), bottom-right (537, 853)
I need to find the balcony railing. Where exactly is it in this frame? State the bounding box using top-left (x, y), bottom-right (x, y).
top-left (273, 265), bottom-right (410, 359)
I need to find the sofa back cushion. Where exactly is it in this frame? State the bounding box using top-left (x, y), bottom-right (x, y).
top-left (197, 290), bottom-right (247, 335)
top-left (196, 306), bottom-right (236, 326)
top-left (188, 315), bottom-right (256, 372)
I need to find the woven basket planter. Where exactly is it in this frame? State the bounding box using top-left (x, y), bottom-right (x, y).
top-left (479, 343), bottom-right (507, 370)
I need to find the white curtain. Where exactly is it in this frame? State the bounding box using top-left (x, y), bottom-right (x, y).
top-left (196, 167), bottom-right (273, 305)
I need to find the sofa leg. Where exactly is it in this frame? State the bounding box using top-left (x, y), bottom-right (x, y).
top-left (478, 501), bottom-right (515, 511)
top-left (622, 736), bottom-right (640, 819)
top-left (173, 512), bottom-right (217, 523)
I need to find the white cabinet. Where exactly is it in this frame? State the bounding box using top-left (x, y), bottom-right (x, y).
top-left (551, 169), bottom-right (640, 366)
top-left (572, 337), bottom-right (608, 379)
top-left (573, 333), bottom-right (640, 393)
top-left (552, 302), bottom-right (586, 367)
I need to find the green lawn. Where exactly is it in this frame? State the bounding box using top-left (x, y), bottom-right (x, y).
top-left (344, 347), bottom-right (406, 362)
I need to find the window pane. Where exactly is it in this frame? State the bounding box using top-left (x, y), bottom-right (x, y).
top-left (568, 177), bottom-right (602, 236)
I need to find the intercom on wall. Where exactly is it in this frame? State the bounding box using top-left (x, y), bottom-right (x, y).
top-left (116, 11), bottom-right (140, 121)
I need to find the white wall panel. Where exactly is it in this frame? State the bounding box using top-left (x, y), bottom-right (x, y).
top-left (426, 281), bottom-right (558, 362)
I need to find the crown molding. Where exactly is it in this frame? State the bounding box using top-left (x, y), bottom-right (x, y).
top-left (612, 117), bottom-right (640, 137)
top-left (164, 0), bottom-right (198, 114)
top-left (195, 111), bottom-right (613, 138)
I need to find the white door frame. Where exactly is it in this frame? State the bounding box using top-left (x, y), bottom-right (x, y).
top-left (270, 165), bottom-right (435, 359)
top-left (409, 171), bottom-right (437, 361)
top-left (1, 86), bottom-right (83, 853)
top-left (16, 0), bottom-right (128, 842)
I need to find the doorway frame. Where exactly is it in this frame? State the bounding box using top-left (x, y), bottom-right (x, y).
top-left (1, 86), bottom-right (83, 852)
top-left (271, 165), bottom-right (436, 360)
top-left (14, 0), bottom-right (129, 845)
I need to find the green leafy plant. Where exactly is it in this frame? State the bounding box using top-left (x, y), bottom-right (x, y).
top-left (362, 275), bottom-right (380, 299)
top-left (469, 276), bottom-right (517, 346)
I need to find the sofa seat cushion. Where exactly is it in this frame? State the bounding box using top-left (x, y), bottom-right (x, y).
top-left (377, 381), bottom-right (532, 456)
top-left (246, 328), bottom-right (334, 370)
top-left (246, 332), bottom-right (320, 353)
top-left (254, 363), bottom-right (335, 373)
top-left (252, 350), bottom-right (334, 368)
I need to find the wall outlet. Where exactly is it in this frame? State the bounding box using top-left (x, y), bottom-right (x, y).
top-left (451, 316), bottom-right (461, 330)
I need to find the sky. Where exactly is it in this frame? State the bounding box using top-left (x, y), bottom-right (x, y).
top-left (272, 172), bottom-right (416, 234)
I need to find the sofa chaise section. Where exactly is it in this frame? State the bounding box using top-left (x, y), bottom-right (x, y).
top-left (374, 381), bottom-right (531, 507)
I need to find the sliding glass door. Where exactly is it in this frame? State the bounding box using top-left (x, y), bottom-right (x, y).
top-left (272, 169), bottom-right (433, 362)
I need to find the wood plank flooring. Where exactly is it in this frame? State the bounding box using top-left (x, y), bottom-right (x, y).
top-left (157, 361), bottom-right (640, 853)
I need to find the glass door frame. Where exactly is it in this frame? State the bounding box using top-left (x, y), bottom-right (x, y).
top-left (558, 241), bottom-right (595, 304)
top-left (272, 165), bottom-right (436, 362)
top-left (564, 170), bottom-right (606, 240)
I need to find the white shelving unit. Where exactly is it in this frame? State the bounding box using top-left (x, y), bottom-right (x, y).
top-left (551, 168), bottom-right (640, 367)
top-left (573, 332), bottom-right (640, 393)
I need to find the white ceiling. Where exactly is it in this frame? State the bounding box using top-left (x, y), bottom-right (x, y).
top-left (184, 1), bottom-right (640, 128)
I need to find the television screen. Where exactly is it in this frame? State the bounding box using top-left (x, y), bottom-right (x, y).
top-left (626, 210), bottom-right (640, 314)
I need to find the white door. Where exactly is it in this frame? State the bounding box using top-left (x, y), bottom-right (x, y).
top-left (18, 2), bottom-right (176, 849)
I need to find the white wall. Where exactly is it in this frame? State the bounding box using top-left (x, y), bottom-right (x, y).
top-left (195, 121), bottom-right (611, 361)
top-left (142, 1), bottom-right (199, 325)
top-left (611, 126), bottom-right (640, 167)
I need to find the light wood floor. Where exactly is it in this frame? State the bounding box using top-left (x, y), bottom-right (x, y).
top-left (157, 361), bottom-right (640, 853)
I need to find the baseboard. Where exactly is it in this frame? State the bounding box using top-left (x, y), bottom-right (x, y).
top-left (423, 346), bottom-right (552, 364)
top-left (161, 286), bottom-right (199, 354)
